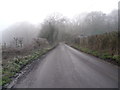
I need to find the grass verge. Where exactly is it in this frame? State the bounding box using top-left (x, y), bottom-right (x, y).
top-left (1, 46), bottom-right (55, 87)
top-left (71, 44), bottom-right (120, 66)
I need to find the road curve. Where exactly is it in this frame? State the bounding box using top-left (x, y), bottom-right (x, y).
top-left (14, 43), bottom-right (118, 88)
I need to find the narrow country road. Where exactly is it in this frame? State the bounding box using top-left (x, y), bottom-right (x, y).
top-left (13, 43), bottom-right (118, 88)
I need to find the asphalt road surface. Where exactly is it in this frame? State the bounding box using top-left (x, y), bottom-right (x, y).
top-left (14, 43), bottom-right (118, 88)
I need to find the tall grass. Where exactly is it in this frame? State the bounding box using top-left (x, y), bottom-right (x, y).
top-left (73, 31), bottom-right (120, 65)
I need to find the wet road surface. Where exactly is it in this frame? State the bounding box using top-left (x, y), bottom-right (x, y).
top-left (14, 43), bottom-right (118, 88)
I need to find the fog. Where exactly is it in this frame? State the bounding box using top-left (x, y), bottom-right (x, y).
top-left (0, 0), bottom-right (118, 47)
top-left (2, 22), bottom-right (40, 47)
top-left (0, 0), bottom-right (118, 30)
top-left (2, 9), bottom-right (118, 47)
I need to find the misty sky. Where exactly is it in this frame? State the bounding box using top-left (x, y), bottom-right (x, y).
top-left (0, 0), bottom-right (119, 31)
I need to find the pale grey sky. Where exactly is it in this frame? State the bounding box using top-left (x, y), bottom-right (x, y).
top-left (0, 0), bottom-right (119, 31)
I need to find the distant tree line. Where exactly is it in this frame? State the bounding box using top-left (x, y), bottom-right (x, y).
top-left (39, 10), bottom-right (118, 44)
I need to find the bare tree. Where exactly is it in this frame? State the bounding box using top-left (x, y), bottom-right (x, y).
top-left (14, 37), bottom-right (18, 48)
top-left (18, 37), bottom-right (23, 48)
